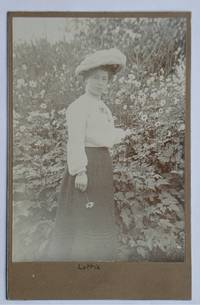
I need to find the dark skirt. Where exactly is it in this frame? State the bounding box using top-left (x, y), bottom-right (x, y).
top-left (47, 147), bottom-right (120, 261)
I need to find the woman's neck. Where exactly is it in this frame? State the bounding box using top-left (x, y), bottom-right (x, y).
top-left (85, 88), bottom-right (101, 101)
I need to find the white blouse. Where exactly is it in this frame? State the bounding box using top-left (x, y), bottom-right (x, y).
top-left (66, 93), bottom-right (125, 176)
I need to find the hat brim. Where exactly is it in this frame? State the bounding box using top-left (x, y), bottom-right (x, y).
top-left (75, 48), bottom-right (126, 76)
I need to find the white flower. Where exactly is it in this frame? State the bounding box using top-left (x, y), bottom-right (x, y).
top-left (123, 105), bottom-right (127, 110)
top-left (128, 73), bottom-right (135, 80)
top-left (150, 92), bottom-right (157, 100)
top-left (16, 78), bottom-right (26, 89)
top-left (113, 75), bottom-right (117, 82)
top-left (147, 79), bottom-right (152, 86)
top-left (115, 98), bottom-right (121, 105)
top-left (129, 239), bottom-right (136, 247)
top-left (86, 202), bottom-right (95, 208)
top-left (119, 77), bottom-right (124, 84)
top-left (29, 80), bottom-right (37, 88)
top-left (141, 114), bottom-right (147, 122)
top-left (19, 126), bottom-right (26, 132)
top-left (125, 129), bottom-right (132, 136)
top-left (178, 124), bottom-right (185, 131)
top-left (155, 121), bottom-right (160, 127)
top-left (40, 103), bottom-right (47, 109)
top-left (114, 26), bottom-right (120, 33)
top-left (159, 108), bottom-right (163, 114)
top-left (160, 100), bottom-right (166, 106)
top-left (40, 89), bottom-right (46, 98)
top-left (22, 64), bottom-right (27, 70)
top-left (134, 80), bottom-right (141, 88)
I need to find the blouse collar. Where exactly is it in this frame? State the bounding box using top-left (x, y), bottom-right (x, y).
top-left (83, 92), bottom-right (103, 107)
top-left (80, 92), bottom-right (112, 123)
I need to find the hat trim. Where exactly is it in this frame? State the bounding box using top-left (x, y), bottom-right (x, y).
top-left (75, 48), bottom-right (126, 76)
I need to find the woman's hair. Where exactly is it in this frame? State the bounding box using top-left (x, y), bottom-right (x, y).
top-left (82, 65), bottom-right (119, 81)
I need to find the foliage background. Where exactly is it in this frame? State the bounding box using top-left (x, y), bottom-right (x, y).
top-left (13, 17), bottom-right (186, 261)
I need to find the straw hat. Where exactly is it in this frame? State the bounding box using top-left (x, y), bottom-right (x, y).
top-left (75, 48), bottom-right (126, 76)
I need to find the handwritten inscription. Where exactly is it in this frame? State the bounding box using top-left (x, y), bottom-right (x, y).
top-left (77, 263), bottom-right (101, 271)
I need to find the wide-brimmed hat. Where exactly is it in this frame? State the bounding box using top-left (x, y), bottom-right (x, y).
top-left (75, 48), bottom-right (126, 76)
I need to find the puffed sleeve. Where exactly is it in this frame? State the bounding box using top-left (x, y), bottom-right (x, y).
top-left (66, 100), bottom-right (88, 176)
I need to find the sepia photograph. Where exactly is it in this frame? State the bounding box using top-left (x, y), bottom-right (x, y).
top-left (10, 14), bottom-right (188, 263)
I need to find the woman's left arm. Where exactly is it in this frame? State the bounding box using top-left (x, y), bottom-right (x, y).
top-left (105, 105), bottom-right (127, 145)
top-left (112, 127), bottom-right (127, 144)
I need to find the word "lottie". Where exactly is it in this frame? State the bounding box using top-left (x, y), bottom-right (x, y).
top-left (77, 263), bottom-right (101, 270)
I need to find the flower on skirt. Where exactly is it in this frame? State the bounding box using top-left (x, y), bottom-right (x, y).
top-left (85, 201), bottom-right (95, 208)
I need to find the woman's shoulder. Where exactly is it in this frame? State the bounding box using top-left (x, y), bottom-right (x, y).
top-left (102, 101), bottom-right (111, 109)
top-left (66, 95), bottom-right (87, 115)
top-left (102, 102), bottom-right (113, 115)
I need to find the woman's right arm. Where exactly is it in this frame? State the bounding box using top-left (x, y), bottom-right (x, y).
top-left (66, 102), bottom-right (88, 177)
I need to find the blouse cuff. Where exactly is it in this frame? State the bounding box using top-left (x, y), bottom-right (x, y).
top-left (113, 128), bottom-right (126, 144)
top-left (68, 165), bottom-right (87, 176)
top-left (76, 169), bottom-right (87, 176)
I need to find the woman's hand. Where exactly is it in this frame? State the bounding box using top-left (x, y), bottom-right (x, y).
top-left (75, 171), bottom-right (88, 192)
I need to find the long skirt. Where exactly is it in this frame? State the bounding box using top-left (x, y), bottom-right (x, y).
top-left (47, 147), bottom-right (120, 261)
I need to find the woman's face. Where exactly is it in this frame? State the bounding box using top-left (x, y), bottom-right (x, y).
top-left (85, 68), bottom-right (109, 97)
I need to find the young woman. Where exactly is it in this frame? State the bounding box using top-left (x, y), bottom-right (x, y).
top-left (48, 48), bottom-right (126, 261)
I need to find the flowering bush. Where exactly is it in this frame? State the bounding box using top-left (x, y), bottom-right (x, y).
top-left (12, 17), bottom-right (186, 261)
